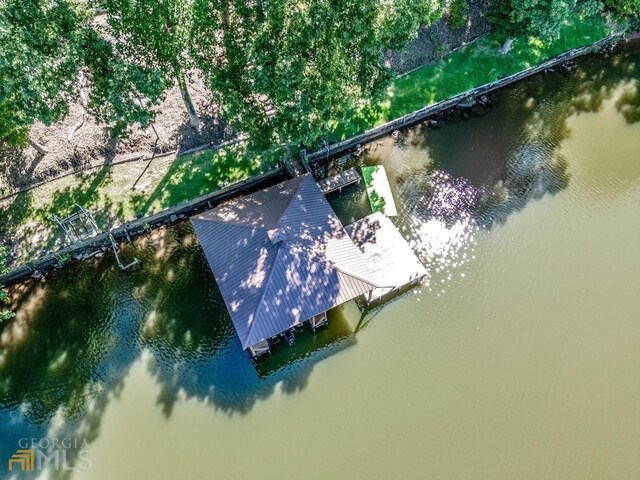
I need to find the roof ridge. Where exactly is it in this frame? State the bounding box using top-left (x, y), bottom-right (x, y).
top-left (274, 175), bottom-right (311, 235)
top-left (308, 255), bottom-right (380, 289)
top-left (284, 243), bottom-right (380, 289)
top-left (243, 244), bottom-right (287, 348)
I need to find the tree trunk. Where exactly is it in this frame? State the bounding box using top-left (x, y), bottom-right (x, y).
top-left (29, 137), bottom-right (48, 155)
top-left (177, 74), bottom-right (201, 130)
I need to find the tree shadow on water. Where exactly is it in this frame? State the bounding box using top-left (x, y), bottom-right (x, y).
top-left (145, 312), bottom-right (357, 417)
top-left (394, 43), bottom-right (639, 230)
top-left (0, 255), bottom-right (138, 479)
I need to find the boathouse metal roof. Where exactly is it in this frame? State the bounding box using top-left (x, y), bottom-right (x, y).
top-left (346, 211), bottom-right (427, 303)
top-left (191, 175), bottom-right (377, 350)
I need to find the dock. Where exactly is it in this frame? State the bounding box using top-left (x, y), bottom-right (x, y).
top-left (346, 212), bottom-right (426, 303)
top-left (361, 165), bottom-right (398, 216)
top-left (317, 167), bottom-right (361, 194)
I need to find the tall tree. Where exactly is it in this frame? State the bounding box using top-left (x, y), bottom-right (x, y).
top-left (0, 0), bottom-right (88, 152)
top-left (191, 0), bottom-right (442, 149)
top-left (104, 0), bottom-right (202, 129)
top-left (0, 0), bottom-right (165, 152)
top-left (82, 29), bottom-right (167, 139)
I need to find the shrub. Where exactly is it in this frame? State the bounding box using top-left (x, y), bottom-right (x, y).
top-left (449, 0), bottom-right (469, 30)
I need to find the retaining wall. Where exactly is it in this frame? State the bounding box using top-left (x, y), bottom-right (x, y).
top-left (0, 34), bottom-right (622, 286)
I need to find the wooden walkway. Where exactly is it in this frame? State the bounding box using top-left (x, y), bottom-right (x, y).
top-left (317, 167), bottom-right (360, 194)
top-left (346, 212), bottom-right (426, 303)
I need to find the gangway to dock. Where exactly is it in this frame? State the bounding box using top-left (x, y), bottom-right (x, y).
top-left (317, 167), bottom-right (361, 194)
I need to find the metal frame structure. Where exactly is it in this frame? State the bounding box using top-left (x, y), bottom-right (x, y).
top-left (108, 234), bottom-right (141, 271)
top-left (50, 204), bottom-right (101, 244)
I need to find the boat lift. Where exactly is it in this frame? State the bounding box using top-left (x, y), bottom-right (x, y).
top-left (51, 204), bottom-right (140, 272)
top-left (108, 234), bottom-right (141, 271)
top-left (50, 204), bottom-right (101, 244)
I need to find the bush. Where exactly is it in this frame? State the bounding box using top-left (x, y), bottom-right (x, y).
top-left (448, 0), bottom-right (469, 30)
top-left (488, 0), bottom-right (602, 43)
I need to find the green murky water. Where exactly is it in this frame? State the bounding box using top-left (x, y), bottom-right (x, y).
top-left (1, 42), bottom-right (639, 480)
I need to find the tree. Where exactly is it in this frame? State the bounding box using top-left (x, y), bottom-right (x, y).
top-left (82, 29), bottom-right (166, 139)
top-left (0, 246), bottom-right (14, 322)
top-left (602, 0), bottom-right (640, 16)
top-left (488, 0), bottom-right (602, 43)
top-left (0, 0), bottom-right (89, 152)
top-left (0, 0), bottom-right (164, 152)
top-left (448, 0), bottom-right (469, 30)
top-left (104, 0), bottom-right (202, 129)
top-left (191, 0), bottom-right (442, 149)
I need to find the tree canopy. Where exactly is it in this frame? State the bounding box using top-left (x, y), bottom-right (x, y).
top-left (0, 0), bottom-right (89, 147)
top-left (190, 0), bottom-right (442, 149)
top-left (3, 0), bottom-right (637, 155)
top-left (0, 0), bottom-right (165, 150)
top-left (103, 0), bottom-right (201, 128)
top-left (2, 0), bottom-right (443, 152)
top-left (488, 0), bottom-right (603, 43)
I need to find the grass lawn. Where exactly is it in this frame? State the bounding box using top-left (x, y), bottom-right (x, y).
top-left (329, 15), bottom-right (613, 140)
top-left (0, 146), bottom-right (279, 265)
top-left (0, 13), bottom-right (617, 267)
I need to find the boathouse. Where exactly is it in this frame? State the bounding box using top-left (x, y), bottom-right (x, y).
top-left (191, 175), bottom-right (379, 357)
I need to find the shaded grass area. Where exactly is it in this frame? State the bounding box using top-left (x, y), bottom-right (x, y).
top-left (330, 15), bottom-right (612, 140)
top-left (0, 146), bottom-right (278, 265)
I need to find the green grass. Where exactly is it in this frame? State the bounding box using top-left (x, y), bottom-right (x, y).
top-left (0, 145), bottom-right (280, 265)
top-left (329, 15), bottom-right (612, 141)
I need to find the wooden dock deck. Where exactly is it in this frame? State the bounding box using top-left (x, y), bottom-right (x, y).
top-left (317, 167), bottom-right (361, 194)
top-left (346, 212), bottom-right (426, 303)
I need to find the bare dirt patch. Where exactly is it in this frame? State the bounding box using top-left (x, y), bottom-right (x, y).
top-left (0, 74), bottom-right (232, 195)
top-left (385, 0), bottom-right (491, 74)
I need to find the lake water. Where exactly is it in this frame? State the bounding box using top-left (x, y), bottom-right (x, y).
top-left (1, 41), bottom-right (639, 480)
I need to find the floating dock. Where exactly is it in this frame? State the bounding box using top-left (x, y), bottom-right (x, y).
top-left (361, 165), bottom-right (398, 216)
top-left (317, 167), bottom-right (361, 194)
top-left (346, 212), bottom-right (426, 303)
